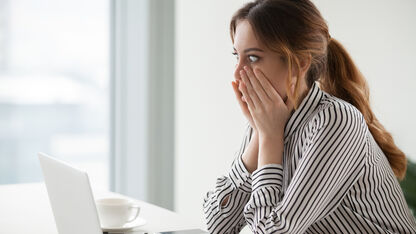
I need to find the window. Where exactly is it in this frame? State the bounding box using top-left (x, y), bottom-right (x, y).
top-left (0, 0), bottom-right (110, 189)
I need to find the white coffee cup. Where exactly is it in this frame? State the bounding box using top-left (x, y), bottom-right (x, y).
top-left (96, 197), bottom-right (141, 227)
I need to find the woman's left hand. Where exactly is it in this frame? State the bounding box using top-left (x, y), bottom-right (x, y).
top-left (238, 65), bottom-right (294, 143)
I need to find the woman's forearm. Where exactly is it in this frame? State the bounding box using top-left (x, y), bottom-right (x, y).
top-left (221, 130), bottom-right (258, 207)
top-left (241, 130), bottom-right (259, 173)
top-left (258, 135), bottom-right (284, 167)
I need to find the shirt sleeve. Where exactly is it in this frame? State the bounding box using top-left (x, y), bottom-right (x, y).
top-left (203, 122), bottom-right (254, 234)
top-left (243, 103), bottom-right (369, 233)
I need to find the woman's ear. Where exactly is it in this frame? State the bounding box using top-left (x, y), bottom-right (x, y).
top-left (290, 76), bottom-right (297, 94)
top-left (289, 54), bottom-right (311, 82)
top-left (299, 54), bottom-right (312, 78)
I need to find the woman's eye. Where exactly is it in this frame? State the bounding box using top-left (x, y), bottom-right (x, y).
top-left (232, 52), bottom-right (239, 60)
top-left (248, 55), bottom-right (259, 63)
top-left (232, 52), bottom-right (258, 63)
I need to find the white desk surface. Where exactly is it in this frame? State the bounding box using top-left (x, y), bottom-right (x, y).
top-left (0, 183), bottom-right (204, 234)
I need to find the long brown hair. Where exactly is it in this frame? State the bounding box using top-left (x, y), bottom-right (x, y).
top-left (230, 0), bottom-right (407, 180)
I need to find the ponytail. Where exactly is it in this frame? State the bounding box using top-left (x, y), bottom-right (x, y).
top-left (321, 38), bottom-right (407, 180)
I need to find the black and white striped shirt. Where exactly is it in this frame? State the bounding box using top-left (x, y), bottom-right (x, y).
top-left (203, 81), bottom-right (416, 233)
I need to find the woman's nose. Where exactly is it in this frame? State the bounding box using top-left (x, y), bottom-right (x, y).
top-left (234, 61), bottom-right (246, 80)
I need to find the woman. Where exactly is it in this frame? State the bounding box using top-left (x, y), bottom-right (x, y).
top-left (202, 0), bottom-right (416, 233)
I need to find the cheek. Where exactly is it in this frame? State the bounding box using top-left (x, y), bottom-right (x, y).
top-left (271, 80), bottom-right (285, 98)
top-left (260, 70), bottom-right (287, 98)
top-left (254, 59), bottom-right (287, 89)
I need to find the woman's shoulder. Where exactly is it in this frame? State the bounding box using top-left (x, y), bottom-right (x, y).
top-left (310, 91), bottom-right (368, 133)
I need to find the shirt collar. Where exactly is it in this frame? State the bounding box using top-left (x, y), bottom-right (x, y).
top-left (284, 81), bottom-right (323, 143)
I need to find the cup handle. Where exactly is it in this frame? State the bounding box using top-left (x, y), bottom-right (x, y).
top-left (127, 204), bottom-right (141, 223)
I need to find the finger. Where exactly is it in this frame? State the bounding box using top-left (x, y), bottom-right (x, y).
top-left (243, 66), bottom-right (270, 103)
top-left (239, 78), bottom-right (256, 111)
top-left (240, 69), bottom-right (260, 109)
top-left (237, 80), bottom-right (248, 103)
top-left (231, 80), bottom-right (242, 101)
top-left (241, 82), bottom-right (256, 114)
top-left (231, 80), bottom-right (248, 107)
top-left (234, 80), bottom-right (253, 114)
top-left (240, 70), bottom-right (259, 109)
top-left (252, 68), bottom-right (280, 101)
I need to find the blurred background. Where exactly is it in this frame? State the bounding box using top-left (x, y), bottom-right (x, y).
top-left (0, 0), bottom-right (415, 233)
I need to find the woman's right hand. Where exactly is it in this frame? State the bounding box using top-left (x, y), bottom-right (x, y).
top-left (231, 79), bottom-right (257, 132)
top-left (231, 79), bottom-right (259, 173)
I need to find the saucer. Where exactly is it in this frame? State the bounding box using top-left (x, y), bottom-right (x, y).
top-left (101, 217), bottom-right (147, 232)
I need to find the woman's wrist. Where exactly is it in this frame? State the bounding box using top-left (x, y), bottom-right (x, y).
top-left (251, 129), bottom-right (258, 141)
top-left (258, 134), bottom-right (284, 167)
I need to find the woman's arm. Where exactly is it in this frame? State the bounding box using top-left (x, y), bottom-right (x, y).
top-left (221, 129), bottom-right (259, 207)
top-left (203, 123), bottom-right (257, 234)
top-left (241, 129), bottom-right (259, 173)
top-left (243, 103), bottom-right (368, 233)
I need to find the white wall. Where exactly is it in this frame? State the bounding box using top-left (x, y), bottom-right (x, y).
top-left (175, 0), bottom-right (250, 229)
top-left (175, 0), bottom-right (416, 232)
top-left (313, 0), bottom-right (416, 162)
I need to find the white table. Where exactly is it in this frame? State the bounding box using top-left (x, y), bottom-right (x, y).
top-left (0, 183), bottom-right (205, 234)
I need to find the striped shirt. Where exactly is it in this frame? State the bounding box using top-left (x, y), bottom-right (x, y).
top-left (203, 81), bottom-right (416, 233)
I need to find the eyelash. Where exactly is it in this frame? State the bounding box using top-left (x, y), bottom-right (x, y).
top-left (232, 52), bottom-right (260, 63)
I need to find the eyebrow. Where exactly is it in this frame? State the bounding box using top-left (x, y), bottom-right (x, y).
top-left (233, 47), bottom-right (265, 53)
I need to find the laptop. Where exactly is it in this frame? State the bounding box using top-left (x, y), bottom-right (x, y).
top-left (38, 152), bottom-right (106, 234)
top-left (38, 152), bottom-right (208, 234)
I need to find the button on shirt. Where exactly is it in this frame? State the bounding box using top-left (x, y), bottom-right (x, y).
top-left (203, 82), bottom-right (416, 233)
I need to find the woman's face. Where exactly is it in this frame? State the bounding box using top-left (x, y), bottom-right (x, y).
top-left (233, 20), bottom-right (290, 102)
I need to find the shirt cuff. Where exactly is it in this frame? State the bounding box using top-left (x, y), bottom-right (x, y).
top-left (228, 153), bottom-right (252, 193)
top-left (251, 164), bottom-right (283, 192)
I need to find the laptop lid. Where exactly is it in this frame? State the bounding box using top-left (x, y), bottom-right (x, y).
top-left (38, 152), bottom-right (102, 234)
